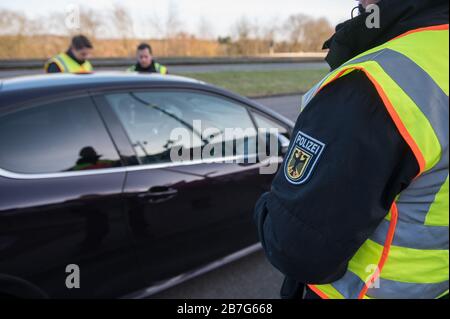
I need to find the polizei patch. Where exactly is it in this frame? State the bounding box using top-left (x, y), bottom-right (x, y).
top-left (284, 131), bottom-right (325, 185)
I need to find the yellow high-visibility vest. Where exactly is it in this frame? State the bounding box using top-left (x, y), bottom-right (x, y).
top-left (44, 53), bottom-right (93, 73)
top-left (302, 24), bottom-right (449, 299)
top-left (127, 62), bottom-right (168, 75)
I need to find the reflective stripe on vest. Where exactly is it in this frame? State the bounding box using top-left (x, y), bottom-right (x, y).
top-left (155, 63), bottom-right (168, 75)
top-left (304, 24), bottom-right (449, 299)
top-left (45, 53), bottom-right (93, 73)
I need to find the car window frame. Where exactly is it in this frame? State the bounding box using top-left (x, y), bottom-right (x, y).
top-left (0, 91), bottom-right (125, 179)
top-left (0, 86), bottom-right (292, 180)
top-left (98, 87), bottom-right (270, 168)
top-left (250, 109), bottom-right (290, 137)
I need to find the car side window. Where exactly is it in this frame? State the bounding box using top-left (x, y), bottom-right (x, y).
top-left (105, 91), bottom-right (258, 165)
top-left (0, 96), bottom-right (121, 174)
top-left (252, 112), bottom-right (288, 135)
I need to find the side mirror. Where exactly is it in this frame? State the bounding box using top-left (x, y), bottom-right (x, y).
top-left (278, 134), bottom-right (290, 156)
top-left (257, 132), bottom-right (290, 162)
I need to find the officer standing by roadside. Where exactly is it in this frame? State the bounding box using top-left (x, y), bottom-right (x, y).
top-left (127, 43), bottom-right (168, 74)
top-left (45, 35), bottom-right (94, 73)
top-left (254, 0), bottom-right (449, 299)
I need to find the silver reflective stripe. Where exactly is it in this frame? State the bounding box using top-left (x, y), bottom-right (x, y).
top-left (322, 47), bottom-right (449, 299)
top-left (329, 265), bottom-right (449, 299)
top-left (371, 49), bottom-right (449, 225)
top-left (373, 49), bottom-right (449, 150)
top-left (301, 75), bottom-right (331, 111)
top-left (303, 49), bottom-right (403, 110)
top-left (396, 169), bottom-right (449, 224)
top-left (329, 269), bottom-right (449, 299)
top-left (344, 48), bottom-right (449, 225)
top-left (345, 48), bottom-right (449, 153)
top-left (308, 50), bottom-right (392, 112)
top-left (345, 48), bottom-right (448, 150)
top-left (55, 55), bottom-right (69, 73)
top-left (302, 81), bottom-right (322, 109)
top-left (343, 49), bottom-right (389, 67)
top-left (367, 278), bottom-right (449, 299)
top-left (331, 270), bottom-right (365, 299)
top-left (371, 218), bottom-right (449, 250)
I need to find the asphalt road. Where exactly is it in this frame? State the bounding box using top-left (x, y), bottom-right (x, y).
top-left (151, 94), bottom-right (301, 299)
top-left (255, 94), bottom-right (302, 120)
top-left (0, 62), bottom-right (327, 79)
top-left (152, 250), bottom-right (285, 299)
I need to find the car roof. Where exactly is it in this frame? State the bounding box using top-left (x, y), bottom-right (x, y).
top-left (0, 72), bottom-right (295, 129)
top-left (0, 72), bottom-right (202, 93)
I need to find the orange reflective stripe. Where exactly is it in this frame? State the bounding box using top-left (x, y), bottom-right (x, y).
top-left (358, 203), bottom-right (399, 299)
top-left (308, 284), bottom-right (330, 299)
top-left (315, 68), bottom-right (349, 97)
top-left (361, 68), bottom-right (426, 175)
top-left (316, 66), bottom-right (426, 175)
top-left (391, 24), bottom-right (449, 41)
top-left (308, 203), bottom-right (399, 299)
top-left (77, 64), bottom-right (91, 73)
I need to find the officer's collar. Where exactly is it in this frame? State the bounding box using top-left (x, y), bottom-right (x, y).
top-left (66, 49), bottom-right (86, 65)
top-left (135, 61), bottom-right (157, 72)
top-left (323, 0), bottom-right (449, 70)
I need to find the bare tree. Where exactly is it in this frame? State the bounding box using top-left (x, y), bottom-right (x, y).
top-left (145, 1), bottom-right (184, 55)
top-left (284, 14), bottom-right (312, 50)
top-left (75, 8), bottom-right (103, 39)
top-left (233, 16), bottom-right (253, 41)
top-left (0, 9), bottom-right (33, 36)
top-left (231, 16), bottom-right (271, 55)
top-left (40, 12), bottom-right (66, 36)
top-left (165, 0), bottom-right (182, 38)
top-left (111, 4), bottom-right (135, 56)
top-left (197, 17), bottom-right (214, 40)
top-left (0, 9), bottom-right (35, 57)
top-left (0, 10), bottom-right (13, 35)
top-left (262, 18), bottom-right (281, 54)
top-left (0, 6), bottom-right (334, 59)
top-left (146, 0), bottom-right (182, 38)
top-left (303, 17), bottom-right (334, 51)
top-left (146, 11), bottom-right (164, 38)
top-left (284, 14), bottom-right (333, 52)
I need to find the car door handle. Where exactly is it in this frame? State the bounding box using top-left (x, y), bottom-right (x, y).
top-left (138, 186), bottom-right (178, 204)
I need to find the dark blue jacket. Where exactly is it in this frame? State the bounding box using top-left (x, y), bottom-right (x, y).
top-left (254, 0), bottom-right (449, 299)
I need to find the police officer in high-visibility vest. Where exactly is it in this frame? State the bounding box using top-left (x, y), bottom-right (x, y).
top-left (127, 43), bottom-right (168, 75)
top-left (254, 0), bottom-right (449, 299)
top-left (45, 35), bottom-right (94, 73)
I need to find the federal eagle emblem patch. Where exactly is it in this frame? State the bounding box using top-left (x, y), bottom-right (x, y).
top-left (284, 131), bottom-right (325, 185)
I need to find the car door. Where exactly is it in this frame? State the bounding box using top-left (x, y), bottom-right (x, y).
top-left (0, 94), bottom-right (142, 298)
top-left (99, 88), bottom-right (288, 288)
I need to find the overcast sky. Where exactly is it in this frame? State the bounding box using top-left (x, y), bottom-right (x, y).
top-left (1, 0), bottom-right (356, 38)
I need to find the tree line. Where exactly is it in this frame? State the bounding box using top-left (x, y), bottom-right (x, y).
top-left (0, 5), bottom-right (334, 59)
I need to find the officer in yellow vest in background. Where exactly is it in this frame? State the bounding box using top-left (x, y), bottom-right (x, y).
top-left (254, 0), bottom-right (449, 299)
top-left (127, 43), bottom-right (168, 75)
top-left (45, 35), bottom-right (93, 73)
